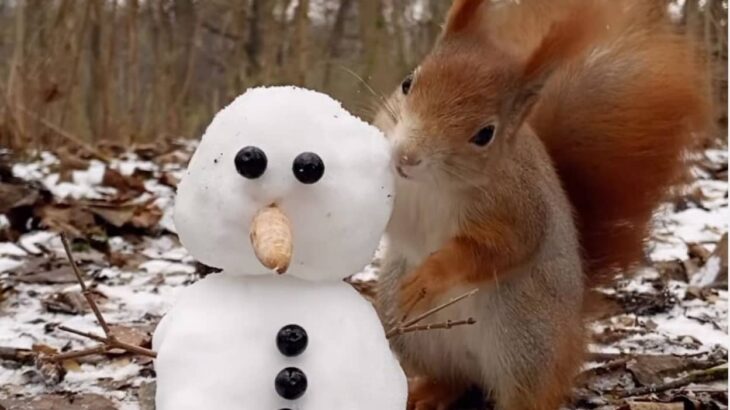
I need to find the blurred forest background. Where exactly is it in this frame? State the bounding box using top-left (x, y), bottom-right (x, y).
top-left (0, 0), bottom-right (726, 150)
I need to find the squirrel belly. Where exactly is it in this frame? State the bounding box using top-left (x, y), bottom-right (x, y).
top-left (378, 129), bottom-right (585, 410)
top-left (374, 0), bottom-right (710, 409)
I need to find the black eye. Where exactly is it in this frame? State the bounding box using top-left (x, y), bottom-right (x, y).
top-left (401, 74), bottom-right (413, 95)
top-left (234, 146), bottom-right (267, 179)
top-left (292, 152), bottom-right (325, 184)
top-left (470, 125), bottom-right (496, 147)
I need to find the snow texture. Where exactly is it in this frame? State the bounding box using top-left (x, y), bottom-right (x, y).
top-left (155, 87), bottom-right (405, 409)
top-left (0, 132), bottom-right (726, 408)
top-left (175, 86), bottom-right (393, 281)
top-left (154, 274), bottom-right (407, 410)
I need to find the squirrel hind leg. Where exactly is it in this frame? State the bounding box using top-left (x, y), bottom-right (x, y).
top-left (407, 377), bottom-right (471, 410)
top-left (492, 320), bottom-right (586, 410)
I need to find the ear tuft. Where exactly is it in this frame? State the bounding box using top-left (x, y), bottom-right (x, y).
top-left (444, 0), bottom-right (485, 35)
top-left (521, 3), bottom-right (605, 85)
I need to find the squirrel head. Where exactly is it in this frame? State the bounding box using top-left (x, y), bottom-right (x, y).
top-left (387, 0), bottom-right (603, 189)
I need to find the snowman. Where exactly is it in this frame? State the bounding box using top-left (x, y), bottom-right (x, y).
top-left (152, 86), bottom-right (407, 409)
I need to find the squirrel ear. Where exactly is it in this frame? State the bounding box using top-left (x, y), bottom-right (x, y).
top-left (443, 0), bottom-right (485, 36)
top-left (503, 4), bottom-right (603, 137)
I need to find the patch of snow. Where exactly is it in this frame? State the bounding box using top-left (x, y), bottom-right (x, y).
top-left (691, 255), bottom-right (722, 287)
top-left (0, 257), bottom-right (24, 273)
top-left (139, 260), bottom-right (195, 275)
top-left (0, 242), bottom-right (27, 257)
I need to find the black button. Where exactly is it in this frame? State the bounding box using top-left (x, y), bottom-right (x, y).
top-left (275, 367), bottom-right (307, 400)
top-left (277, 324), bottom-right (308, 357)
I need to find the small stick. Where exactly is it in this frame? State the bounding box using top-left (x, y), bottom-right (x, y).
top-left (388, 318), bottom-right (476, 338)
top-left (54, 325), bottom-right (157, 360)
top-left (50, 345), bottom-right (108, 362)
top-left (401, 288), bottom-right (479, 329)
top-left (386, 288), bottom-right (479, 338)
top-left (60, 233), bottom-right (112, 338)
top-left (615, 363), bottom-right (728, 398)
top-left (57, 325), bottom-right (108, 344)
top-left (13, 103), bottom-right (112, 163)
top-left (49, 233), bottom-right (158, 362)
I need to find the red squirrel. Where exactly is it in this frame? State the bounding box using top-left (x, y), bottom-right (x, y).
top-left (374, 1), bottom-right (711, 409)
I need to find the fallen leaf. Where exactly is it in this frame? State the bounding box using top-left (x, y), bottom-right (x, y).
top-left (0, 393), bottom-right (116, 410)
top-left (158, 172), bottom-right (179, 188)
top-left (130, 203), bottom-right (162, 230)
top-left (624, 403), bottom-right (683, 410)
top-left (16, 265), bottom-right (77, 284)
top-left (0, 182), bottom-right (40, 214)
top-left (109, 325), bottom-right (152, 350)
top-left (627, 355), bottom-right (688, 386)
top-left (42, 291), bottom-right (88, 315)
top-left (102, 168), bottom-right (147, 199)
top-left (87, 203), bottom-right (136, 227)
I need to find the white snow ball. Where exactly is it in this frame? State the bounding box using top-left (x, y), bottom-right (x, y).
top-left (174, 86), bottom-right (394, 280)
top-left (153, 274), bottom-right (407, 410)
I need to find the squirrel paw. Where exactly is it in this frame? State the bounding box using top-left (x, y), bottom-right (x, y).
top-left (407, 377), bottom-right (463, 410)
top-left (398, 266), bottom-right (452, 317)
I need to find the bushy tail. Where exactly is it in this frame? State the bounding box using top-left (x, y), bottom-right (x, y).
top-left (528, 1), bottom-right (712, 283)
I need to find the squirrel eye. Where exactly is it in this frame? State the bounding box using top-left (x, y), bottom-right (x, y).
top-left (401, 74), bottom-right (413, 95)
top-left (470, 125), bottom-right (496, 147)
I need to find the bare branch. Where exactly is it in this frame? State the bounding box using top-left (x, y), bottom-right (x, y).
top-left (60, 233), bottom-right (111, 338)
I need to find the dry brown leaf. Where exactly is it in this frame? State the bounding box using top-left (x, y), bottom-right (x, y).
top-left (130, 203), bottom-right (162, 229)
top-left (42, 291), bottom-right (88, 315)
top-left (109, 325), bottom-right (152, 350)
top-left (38, 204), bottom-right (98, 237)
top-left (627, 355), bottom-right (688, 386)
top-left (158, 172), bottom-right (179, 188)
top-left (16, 264), bottom-right (77, 284)
top-left (55, 146), bottom-right (90, 171)
top-left (624, 403), bottom-right (683, 410)
top-left (0, 393), bottom-right (116, 410)
top-left (102, 168), bottom-right (146, 195)
top-left (87, 203), bottom-right (136, 227)
top-left (0, 182), bottom-right (40, 214)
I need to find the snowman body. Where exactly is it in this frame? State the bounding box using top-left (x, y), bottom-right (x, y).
top-left (153, 275), bottom-right (406, 409)
top-left (153, 86), bottom-right (407, 409)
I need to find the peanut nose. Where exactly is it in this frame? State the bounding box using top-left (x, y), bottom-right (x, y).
top-left (250, 204), bottom-right (292, 274)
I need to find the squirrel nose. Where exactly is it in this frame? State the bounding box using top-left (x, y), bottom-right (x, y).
top-left (398, 154), bottom-right (422, 167)
top-left (395, 153), bottom-right (422, 179)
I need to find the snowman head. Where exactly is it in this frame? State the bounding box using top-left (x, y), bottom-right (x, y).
top-left (174, 86), bottom-right (394, 281)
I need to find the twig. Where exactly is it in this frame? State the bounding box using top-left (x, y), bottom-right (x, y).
top-left (60, 233), bottom-right (111, 338)
top-left (0, 346), bottom-right (36, 365)
top-left (55, 325), bottom-right (156, 359)
top-left (400, 288), bottom-right (479, 329)
top-left (57, 325), bottom-right (108, 344)
top-left (51, 345), bottom-right (108, 362)
top-left (48, 233), bottom-right (157, 361)
top-left (387, 318), bottom-right (476, 338)
top-left (615, 363), bottom-right (728, 398)
top-left (13, 103), bottom-right (112, 163)
top-left (386, 288), bottom-right (479, 338)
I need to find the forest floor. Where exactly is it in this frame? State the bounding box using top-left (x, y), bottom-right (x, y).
top-left (0, 141), bottom-right (727, 410)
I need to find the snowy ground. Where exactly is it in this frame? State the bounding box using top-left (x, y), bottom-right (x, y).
top-left (0, 144), bottom-right (727, 409)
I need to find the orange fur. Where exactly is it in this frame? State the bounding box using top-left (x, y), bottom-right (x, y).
top-left (376, 1), bottom-right (711, 409)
